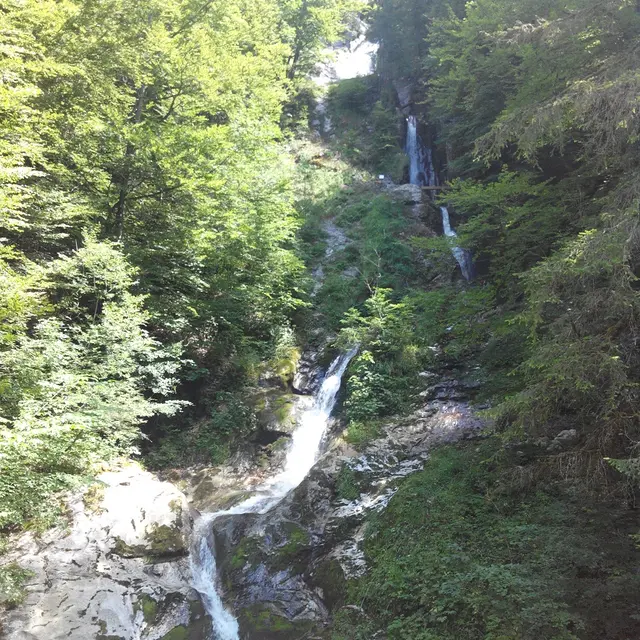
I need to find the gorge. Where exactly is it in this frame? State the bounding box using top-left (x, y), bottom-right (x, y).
top-left (2, 1), bottom-right (640, 639)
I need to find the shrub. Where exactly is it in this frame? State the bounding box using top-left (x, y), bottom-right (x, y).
top-left (0, 240), bottom-right (183, 529)
top-left (336, 442), bottom-right (640, 640)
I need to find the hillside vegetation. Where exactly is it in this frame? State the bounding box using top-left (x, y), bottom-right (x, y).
top-left (0, 0), bottom-right (354, 531)
top-left (1, 0), bottom-right (640, 636)
top-left (318, 1), bottom-right (640, 637)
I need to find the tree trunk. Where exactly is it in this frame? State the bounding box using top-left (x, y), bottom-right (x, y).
top-left (113, 84), bottom-right (147, 241)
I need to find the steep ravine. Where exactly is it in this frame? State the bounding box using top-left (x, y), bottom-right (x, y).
top-left (0, 31), bottom-right (489, 640)
top-left (208, 374), bottom-right (483, 638)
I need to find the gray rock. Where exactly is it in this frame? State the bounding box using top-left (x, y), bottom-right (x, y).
top-left (0, 466), bottom-right (209, 640)
top-left (394, 81), bottom-right (414, 111)
top-left (385, 183), bottom-right (422, 204)
top-left (547, 428), bottom-right (579, 453)
top-left (212, 395), bottom-right (485, 632)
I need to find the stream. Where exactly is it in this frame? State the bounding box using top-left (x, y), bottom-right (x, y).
top-left (190, 348), bottom-right (358, 639)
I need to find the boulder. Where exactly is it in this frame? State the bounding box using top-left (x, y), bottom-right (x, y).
top-left (385, 183), bottom-right (422, 204)
top-left (0, 465), bottom-right (209, 640)
top-left (547, 428), bottom-right (580, 453)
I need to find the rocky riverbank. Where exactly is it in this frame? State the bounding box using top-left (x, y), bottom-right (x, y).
top-left (1, 466), bottom-right (209, 640)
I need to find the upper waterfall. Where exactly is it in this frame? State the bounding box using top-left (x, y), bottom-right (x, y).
top-left (406, 116), bottom-right (473, 281)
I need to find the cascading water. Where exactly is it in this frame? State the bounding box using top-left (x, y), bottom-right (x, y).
top-left (190, 347), bottom-right (358, 640)
top-left (405, 116), bottom-right (474, 280)
top-left (406, 115), bottom-right (437, 187)
top-left (440, 206), bottom-right (474, 281)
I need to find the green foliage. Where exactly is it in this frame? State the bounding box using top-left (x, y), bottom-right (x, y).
top-left (336, 442), bottom-right (640, 640)
top-left (0, 0), bottom-right (352, 530)
top-left (147, 392), bottom-right (256, 469)
top-left (0, 248), bottom-right (46, 348)
top-left (326, 77), bottom-right (406, 180)
top-left (335, 463), bottom-right (360, 500)
top-left (446, 172), bottom-right (581, 296)
top-left (0, 240), bottom-right (182, 529)
top-left (339, 289), bottom-right (424, 421)
top-left (280, 0), bottom-right (356, 81)
top-left (369, 0), bottom-right (466, 84)
top-left (0, 562), bottom-right (33, 608)
top-left (367, 0), bottom-right (640, 479)
top-left (343, 418), bottom-right (382, 447)
top-left (492, 215), bottom-right (640, 465)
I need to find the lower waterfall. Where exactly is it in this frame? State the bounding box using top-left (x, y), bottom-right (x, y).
top-left (440, 205), bottom-right (474, 281)
top-left (190, 347), bottom-right (358, 639)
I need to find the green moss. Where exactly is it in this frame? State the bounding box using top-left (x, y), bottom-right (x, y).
top-left (146, 524), bottom-right (186, 557)
top-left (279, 522), bottom-right (309, 555)
top-left (239, 605), bottom-right (312, 636)
top-left (112, 537), bottom-right (143, 558)
top-left (112, 524), bottom-right (186, 560)
top-left (159, 627), bottom-right (188, 640)
top-left (268, 522), bottom-right (312, 573)
top-left (83, 483), bottom-right (106, 514)
top-left (133, 594), bottom-right (158, 624)
top-left (254, 391), bottom-right (298, 432)
top-left (188, 597), bottom-right (206, 619)
top-left (273, 395), bottom-right (296, 423)
top-left (95, 619), bottom-right (124, 640)
top-left (273, 347), bottom-right (301, 386)
top-left (229, 536), bottom-right (261, 571)
top-left (312, 559), bottom-right (347, 611)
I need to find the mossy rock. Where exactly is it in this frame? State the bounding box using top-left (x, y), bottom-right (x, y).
top-left (146, 524), bottom-right (187, 557)
top-left (253, 390), bottom-right (299, 433)
top-left (159, 627), bottom-right (188, 640)
top-left (112, 524), bottom-right (186, 559)
top-left (130, 593), bottom-right (210, 639)
top-left (133, 594), bottom-right (158, 624)
top-left (268, 521), bottom-right (312, 572)
top-left (156, 598), bottom-right (211, 640)
top-left (95, 619), bottom-right (124, 640)
top-left (111, 538), bottom-right (147, 558)
top-left (237, 604), bottom-right (324, 639)
top-left (227, 535), bottom-right (263, 572)
top-left (311, 559), bottom-right (347, 611)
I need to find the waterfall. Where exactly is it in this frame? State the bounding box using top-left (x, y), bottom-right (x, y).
top-left (190, 347), bottom-right (358, 639)
top-left (406, 117), bottom-right (473, 280)
top-left (440, 206), bottom-right (474, 281)
top-left (406, 115), bottom-right (437, 187)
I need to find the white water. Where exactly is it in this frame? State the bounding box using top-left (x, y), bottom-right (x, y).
top-left (406, 116), bottom-right (473, 280)
top-left (312, 19), bottom-right (378, 135)
top-left (440, 206), bottom-right (474, 281)
top-left (190, 348), bottom-right (358, 640)
top-left (406, 115), bottom-right (437, 187)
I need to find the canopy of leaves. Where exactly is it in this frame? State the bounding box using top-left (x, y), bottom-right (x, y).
top-left (0, 0), bottom-right (350, 530)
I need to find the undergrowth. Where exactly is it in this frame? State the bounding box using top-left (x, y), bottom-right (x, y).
top-left (333, 441), bottom-right (640, 640)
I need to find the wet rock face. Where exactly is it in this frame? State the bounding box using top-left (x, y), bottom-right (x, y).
top-left (213, 376), bottom-right (484, 638)
top-left (293, 350), bottom-right (324, 395)
top-left (0, 466), bottom-right (210, 640)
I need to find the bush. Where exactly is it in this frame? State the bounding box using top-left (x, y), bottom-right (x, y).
top-left (146, 391), bottom-right (256, 469)
top-left (0, 240), bottom-right (183, 530)
top-left (0, 562), bottom-right (33, 608)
